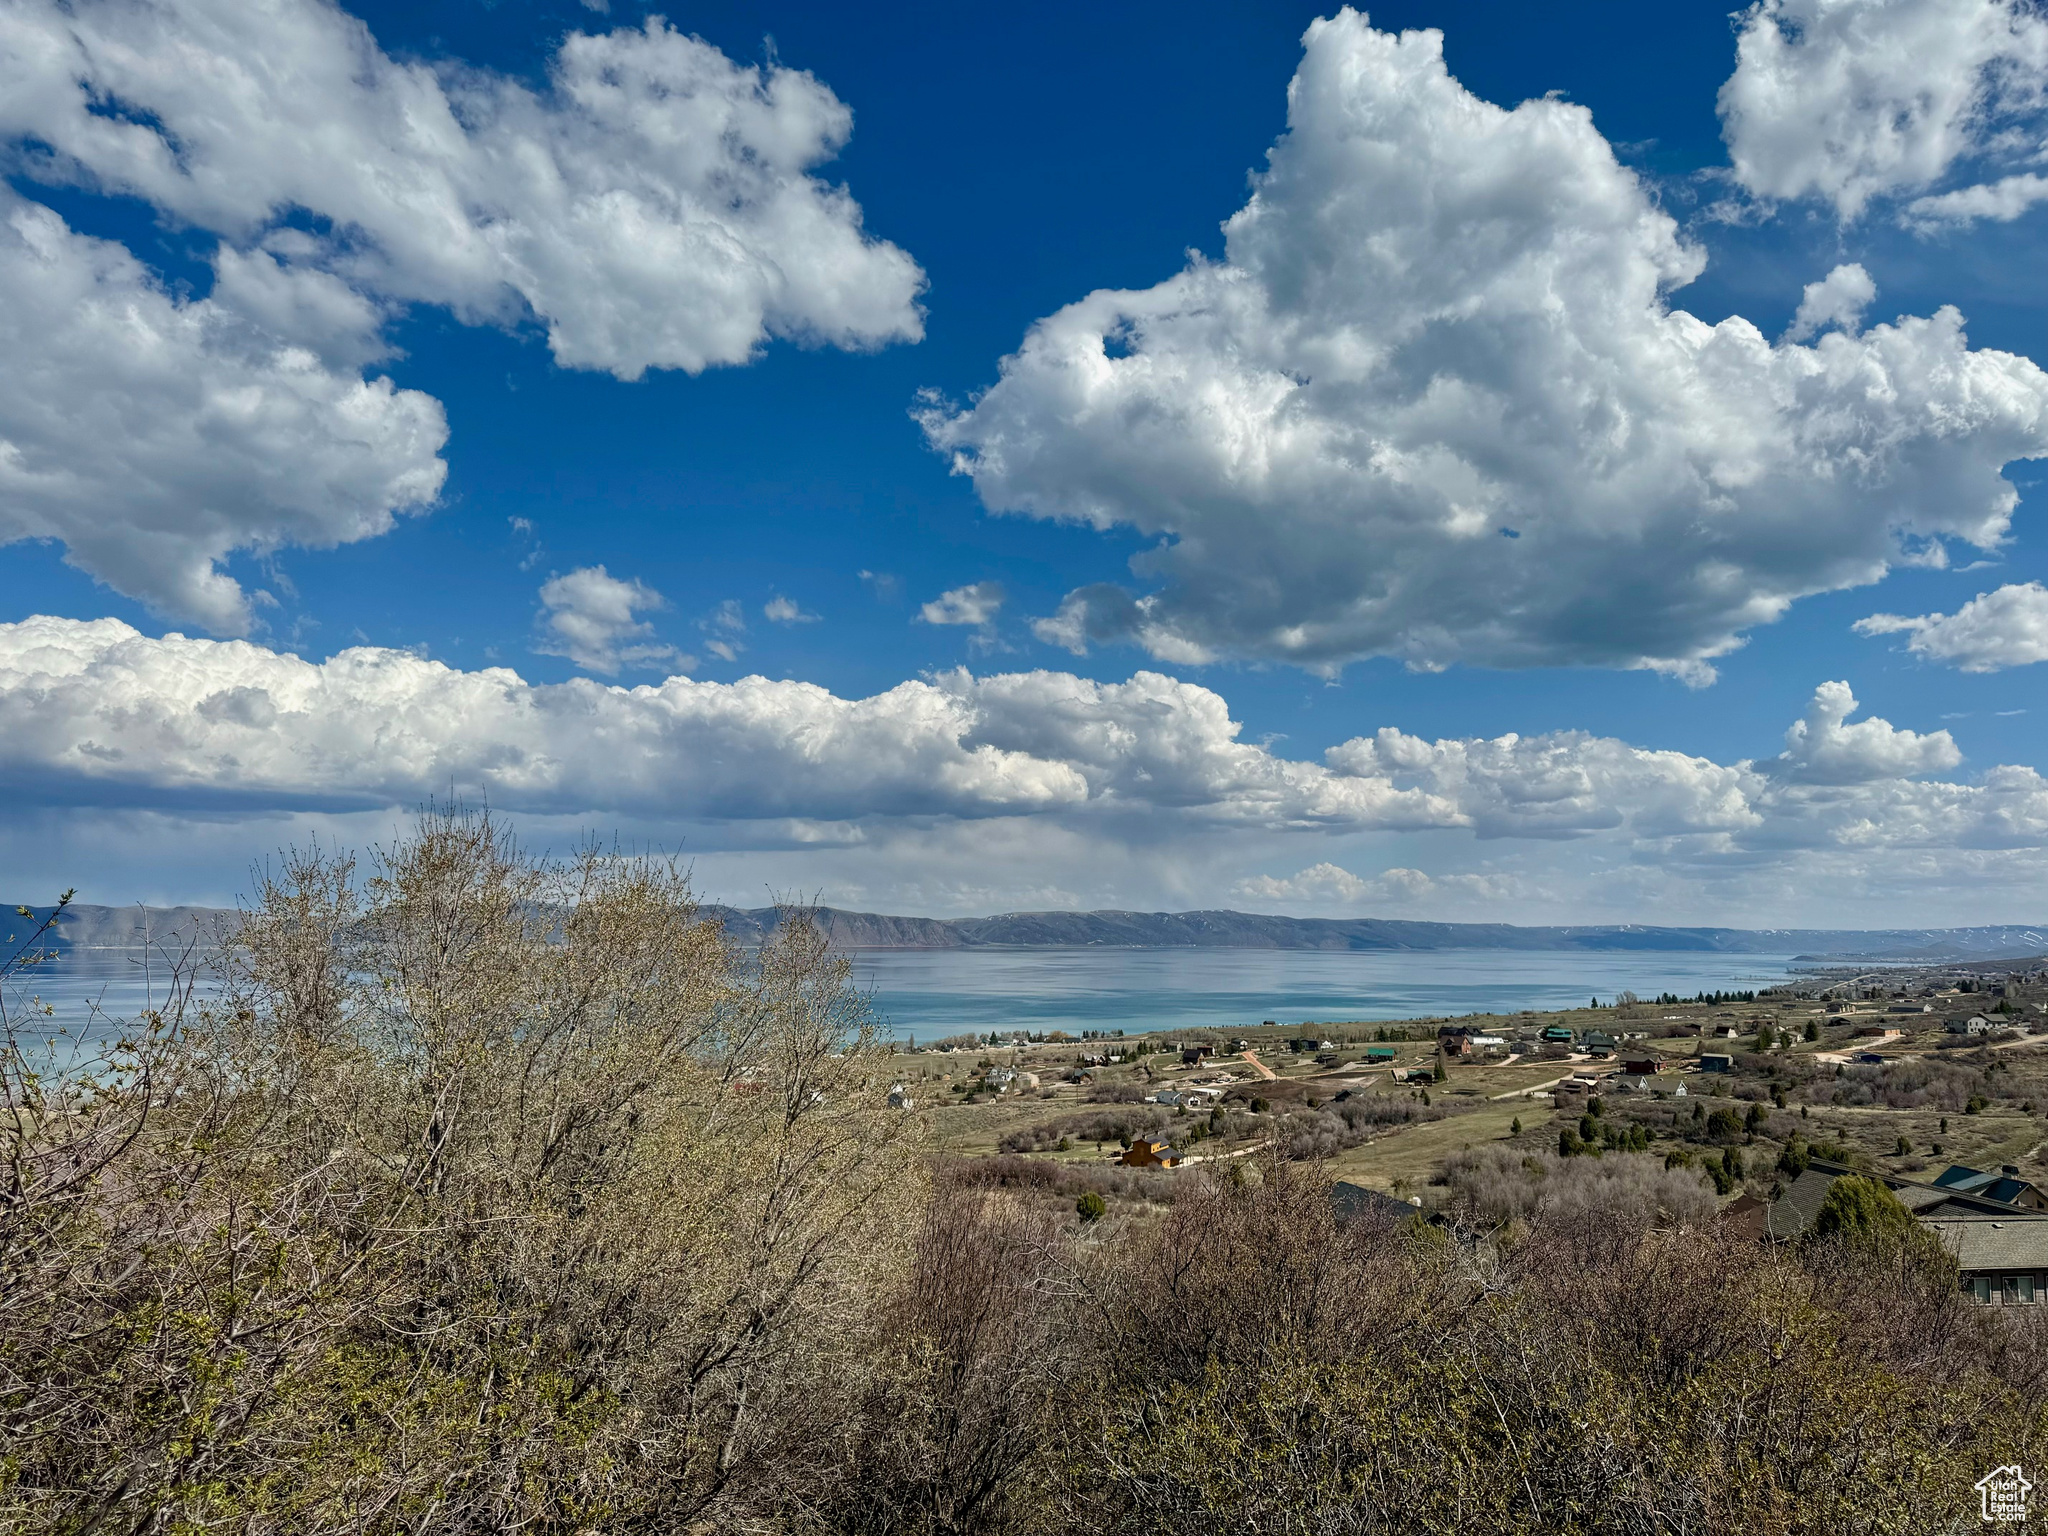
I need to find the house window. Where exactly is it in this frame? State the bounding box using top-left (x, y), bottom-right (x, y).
top-left (2004, 1275), bottom-right (2036, 1305)
top-left (1972, 1277), bottom-right (1992, 1304)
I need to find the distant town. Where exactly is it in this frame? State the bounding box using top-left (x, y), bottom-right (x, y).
top-left (902, 956), bottom-right (2048, 1303)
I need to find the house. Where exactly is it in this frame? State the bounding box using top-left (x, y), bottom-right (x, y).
top-left (1622, 1057), bottom-right (1663, 1076)
top-left (1889, 1002), bottom-right (1933, 1014)
top-left (1181, 1045), bottom-right (1215, 1064)
top-left (1948, 1015), bottom-right (1997, 1036)
top-left (1923, 1217), bottom-right (2048, 1305)
top-left (1539, 1025), bottom-right (1575, 1045)
top-left (1607, 1074), bottom-right (1659, 1095)
top-left (1364, 1046), bottom-right (1397, 1063)
top-left (1699, 1053), bottom-right (1734, 1073)
top-left (1932, 1163), bottom-right (2048, 1211)
top-left (1852, 1026), bottom-right (1903, 1041)
top-left (886, 1083), bottom-right (914, 1111)
top-left (1765, 1158), bottom-right (2048, 1241)
top-left (1120, 1137), bottom-right (1186, 1169)
top-left (1712, 1025), bottom-right (1743, 1040)
top-left (1438, 1027), bottom-right (1475, 1058)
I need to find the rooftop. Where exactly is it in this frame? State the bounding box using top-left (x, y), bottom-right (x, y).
top-left (1923, 1218), bottom-right (2048, 1273)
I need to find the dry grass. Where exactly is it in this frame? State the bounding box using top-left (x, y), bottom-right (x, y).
top-left (1326, 1100), bottom-right (1528, 1190)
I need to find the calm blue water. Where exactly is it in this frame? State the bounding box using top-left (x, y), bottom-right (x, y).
top-left (6, 947), bottom-right (1800, 1047)
top-left (847, 948), bottom-right (1799, 1042)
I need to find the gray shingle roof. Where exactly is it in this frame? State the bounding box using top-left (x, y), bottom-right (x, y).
top-left (1767, 1166), bottom-right (1841, 1240)
top-left (1767, 1158), bottom-right (2043, 1240)
top-left (1331, 1181), bottom-right (1418, 1224)
top-left (1923, 1218), bottom-right (2048, 1273)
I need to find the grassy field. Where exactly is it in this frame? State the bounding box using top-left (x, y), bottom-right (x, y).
top-left (1326, 1100), bottom-right (1530, 1191)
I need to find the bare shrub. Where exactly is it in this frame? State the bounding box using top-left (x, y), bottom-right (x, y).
top-left (999, 1106), bottom-right (1169, 1153)
top-left (1440, 1146), bottom-right (1719, 1230)
top-left (0, 811), bottom-right (920, 1533)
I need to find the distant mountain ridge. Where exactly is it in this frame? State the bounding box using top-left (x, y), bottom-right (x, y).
top-left (16, 901), bottom-right (2046, 963)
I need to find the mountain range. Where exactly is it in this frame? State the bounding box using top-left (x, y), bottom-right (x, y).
top-left (11, 902), bottom-right (2048, 964)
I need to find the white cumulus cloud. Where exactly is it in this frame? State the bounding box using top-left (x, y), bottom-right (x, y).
top-left (0, 0), bottom-right (925, 379)
top-left (1718, 0), bottom-right (2048, 222)
top-left (919, 582), bottom-right (1006, 627)
top-left (0, 617), bottom-right (1456, 827)
top-left (1772, 679), bottom-right (1961, 783)
top-left (0, 191), bottom-right (446, 633)
top-left (763, 595), bottom-right (820, 624)
top-left (0, 0), bottom-right (921, 632)
top-left (1856, 581), bottom-right (2048, 669)
top-left (535, 566), bottom-right (684, 675)
top-left (1785, 262), bottom-right (1878, 340)
top-left (922, 10), bottom-right (2048, 680)
top-left (6, 621), bottom-right (2048, 911)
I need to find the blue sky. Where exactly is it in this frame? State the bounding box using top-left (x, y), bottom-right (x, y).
top-left (4, 0), bottom-right (2048, 924)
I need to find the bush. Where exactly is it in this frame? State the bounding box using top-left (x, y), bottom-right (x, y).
top-left (1706, 1108), bottom-right (1745, 1142)
top-left (0, 810), bottom-right (921, 1532)
top-left (1001, 1106), bottom-right (1171, 1154)
top-left (1087, 1083), bottom-right (1146, 1103)
top-left (1708, 1148), bottom-right (1743, 1195)
top-left (1806, 1176), bottom-right (1951, 1272)
top-left (1075, 1192), bottom-right (1107, 1222)
top-left (1441, 1146), bottom-right (1718, 1229)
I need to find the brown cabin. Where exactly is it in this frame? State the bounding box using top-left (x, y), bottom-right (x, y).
top-left (1121, 1137), bottom-right (1187, 1169)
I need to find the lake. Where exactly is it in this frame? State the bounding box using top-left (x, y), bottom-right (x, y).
top-left (5, 945), bottom-right (1801, 1047)
top-left (847, 947), bottom-right (1799, 1041)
